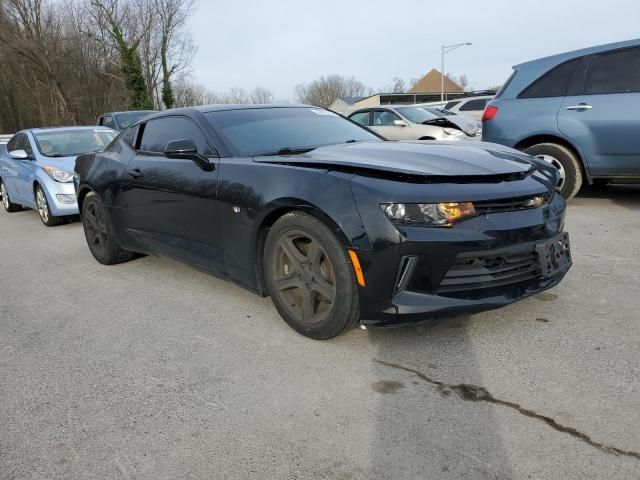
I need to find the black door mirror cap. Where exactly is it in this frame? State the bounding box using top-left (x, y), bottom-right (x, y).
top-left (163, 139), bottom-right (213, 171)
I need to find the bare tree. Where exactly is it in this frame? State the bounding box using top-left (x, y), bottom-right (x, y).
top-left (250, 87), bottom-right (275, 104)
top-left (447, 73), bottom-right (470, 91)
top-left (295, 75), bottom-right (369, 108)
top-left (391, 77), bottom-right (406, 93)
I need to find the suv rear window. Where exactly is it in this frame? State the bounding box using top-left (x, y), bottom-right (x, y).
top-left (585, 47), bottom-right (640, 95)
top-left (518, 58), bottom-right (584, 99)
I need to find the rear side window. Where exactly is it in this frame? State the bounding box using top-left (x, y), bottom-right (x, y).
top-left (349, 111), bottom-right (370, 126)
top-left (139, 117), bottom-right (211, 155)
top-left (519, 58), bottom-right (584, 99)
top-left (585, 47), bottom-right (640, 95)
top-left (459, 99), bottom-right (488, 111)
top-left (444, 100), bottom-right (460, 110)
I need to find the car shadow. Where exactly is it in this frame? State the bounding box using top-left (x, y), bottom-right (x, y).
top-left (364, 315), bottom-right (516, 478)
top-left (573, 183), bottom-right (640, 211)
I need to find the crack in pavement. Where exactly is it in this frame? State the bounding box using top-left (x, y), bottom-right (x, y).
top-left (374, 359), bottom-right (640, 461)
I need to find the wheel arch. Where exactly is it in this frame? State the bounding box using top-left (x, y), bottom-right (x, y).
top-left (252, 200), bottom-right (353, 297)
top-left (513, 134), bottom-right (592, 183)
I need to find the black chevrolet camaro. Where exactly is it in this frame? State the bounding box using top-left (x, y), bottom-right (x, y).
top-left (74, 105), bottom-right (571, 339)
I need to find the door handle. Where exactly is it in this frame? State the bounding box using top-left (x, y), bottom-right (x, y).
top-left (126, 168), bottom-right (143, 179)
top-left (565, 104), bottom-right (592, 111)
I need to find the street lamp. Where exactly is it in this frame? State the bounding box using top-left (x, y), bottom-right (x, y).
top-left (441, 42), bottom-right (472, 104)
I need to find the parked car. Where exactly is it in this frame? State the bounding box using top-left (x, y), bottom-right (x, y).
top-left (97, 110), bottom-right (157, 131)
top-left (0, 127), bottom-right (117, 225)
top-left (444, 96), bottom-right (493, 120)
top-left (347, 106), bottom-right (473, 140)
top-left (415, 105), bottom-right (480, 137)
top-left (74, 105), bottom-right (571, 339)
top-left (482, 39), bottom-right (640, 199)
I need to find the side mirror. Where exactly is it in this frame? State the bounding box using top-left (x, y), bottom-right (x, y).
top-left (163, 139), bottom-right (213, 172)
top-left (9, 149), bottom-right (29, 159)
top-left (393, 120), bottom-right (408, 127)
top-left (164, 139), bottom-right (198, 158)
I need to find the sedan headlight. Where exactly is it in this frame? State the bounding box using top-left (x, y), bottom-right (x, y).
top-left (442, 128), bottom-right (463, 136)
top-left (42, 165), bottom-right (74, 183)
top-left (381, 202), bottom-right (476, 226)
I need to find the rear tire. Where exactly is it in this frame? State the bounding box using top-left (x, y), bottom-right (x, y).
top-left (81, 192), bottom-right (134, 265)
top-left (1, 179), bottom-right (22, 212)
top-left (35, 184), bottom-right (64, 227)
top-left (524, 143), bottom-right (582, 200)
top-left (264, 211), bottom-right (360, 340)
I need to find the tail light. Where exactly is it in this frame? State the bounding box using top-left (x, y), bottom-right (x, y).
top-left (482, 105), bottom-right (498, 121)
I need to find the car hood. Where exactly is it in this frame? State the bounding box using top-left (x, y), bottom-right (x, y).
top-left (38, 155), bottom-right (77, 171)
top-left (255, 141), bottom-right (536, 181)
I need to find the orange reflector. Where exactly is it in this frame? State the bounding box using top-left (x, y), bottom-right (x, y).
top-left (348, 249), bottom-right (366, 287)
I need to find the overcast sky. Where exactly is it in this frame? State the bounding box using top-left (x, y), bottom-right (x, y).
top-left (188, 0), bottom-right (640, 100)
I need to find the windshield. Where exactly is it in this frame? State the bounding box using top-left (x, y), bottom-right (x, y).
top-left (34, 129), bottom-right (116, 157)
top-left (395, 107), bottom-right (439, 124)
top-left (114, 111), bottom-right (156, 129)
top-left (205, 107), bottom-right (381, 156)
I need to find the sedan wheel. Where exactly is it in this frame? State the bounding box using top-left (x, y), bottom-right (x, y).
top-left (1, 180), bottom-right (22, 212)
top-left (35, 184), bottom-right (64, 226)
top-left (264, 212), bottom-right (360, 339)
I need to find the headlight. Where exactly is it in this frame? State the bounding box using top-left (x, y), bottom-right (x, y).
top-left (381, 202), bottom-right (476, 226)
top-left (443, 128), bottom-right (463, 136)
top-left (42, 165), bottom-right (74, 183)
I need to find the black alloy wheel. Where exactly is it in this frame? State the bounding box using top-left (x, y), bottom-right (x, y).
top-left (264, 212), bottom-right (360, 339)
top-left (81, 192), bottom-right (134, 265)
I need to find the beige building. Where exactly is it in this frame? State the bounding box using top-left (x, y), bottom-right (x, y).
top-left (329, 69), bottom-right (464, 114)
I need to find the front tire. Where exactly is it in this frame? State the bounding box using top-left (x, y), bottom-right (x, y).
top-left (1, 179), bottom-right (22, 212)
top-left (524, 143), bottom-right (582, 200)
top-left (35, 184), bottom-right (64, 226)
top-left (81, 192), bottom-right (134, 265)
top-left (264, 211), bottom-right (360, 340)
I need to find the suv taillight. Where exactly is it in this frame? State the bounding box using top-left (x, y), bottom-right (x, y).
top-left (482, 105), bottom-right (498, 121)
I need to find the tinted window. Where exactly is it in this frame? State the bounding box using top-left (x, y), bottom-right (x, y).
top-left (115, 111), bottom-right (156, 130)
top-left (349, 111), bottom-right (370, 126)
top-left (204, 107), bottom-right (380, 156)
top-left (15, 134), bottom-right (34, 157)
top-left (396, 107), bottom-right (438, 123)
top-left (585, 47), bottom-right (640, 95)
top-left (122, 126), bottom-right (138, 149)
top-left (372, 110), bottom-right (401, 126)
top-left (459, 99), bottom-right (488, 111)
top-left (6, 135), bottom-right (19, 152)
top-left (139, 117), bottom-right (211, 154)
top-left (519, 58), bottom-right (583, 98)
top-left (444, 101), bottom-right (460, 110)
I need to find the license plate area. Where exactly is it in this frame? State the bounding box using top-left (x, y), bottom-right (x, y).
top-left (536, 233), bottom-right (572, 278)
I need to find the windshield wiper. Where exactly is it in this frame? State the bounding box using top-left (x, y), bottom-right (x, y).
top-left (258, 147), bottom-right (316, 156)
top-left (44, 153), bottom-right (67, 157)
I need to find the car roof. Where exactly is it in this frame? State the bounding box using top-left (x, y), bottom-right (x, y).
top-left (503, 38), bottom-right (640, 99)
top-left (28, 126), bottom-right (116, 134)
top-left (194, 103), bottom-right (311, 113)
top-left (106, 110), bottom-right (158, 115)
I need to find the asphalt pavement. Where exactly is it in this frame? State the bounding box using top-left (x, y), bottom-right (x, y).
top-left (1, 185), bottom-right (639, 479)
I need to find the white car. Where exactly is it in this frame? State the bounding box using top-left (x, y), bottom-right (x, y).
top-left (443, 95), bottom-right (494, 121)
top-left (347, 106), bottom-right (473, 142)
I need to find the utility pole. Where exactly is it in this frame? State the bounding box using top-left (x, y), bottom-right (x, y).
top-left (440, 42), bottom-right (472, 104)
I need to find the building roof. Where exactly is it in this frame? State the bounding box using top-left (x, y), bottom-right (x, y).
top-left (339, 97), bottom-right (367, 105)
top-left (409, 69), bottom-right (463, 94)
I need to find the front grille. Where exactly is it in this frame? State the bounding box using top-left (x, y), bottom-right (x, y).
top-left (438, 248), bottom-right (540, 293)
top-left (474, 194), bottom-right (551, 215)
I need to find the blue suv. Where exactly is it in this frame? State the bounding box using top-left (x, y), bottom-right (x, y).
top-left (482, 39), bottom-right (640, 199)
